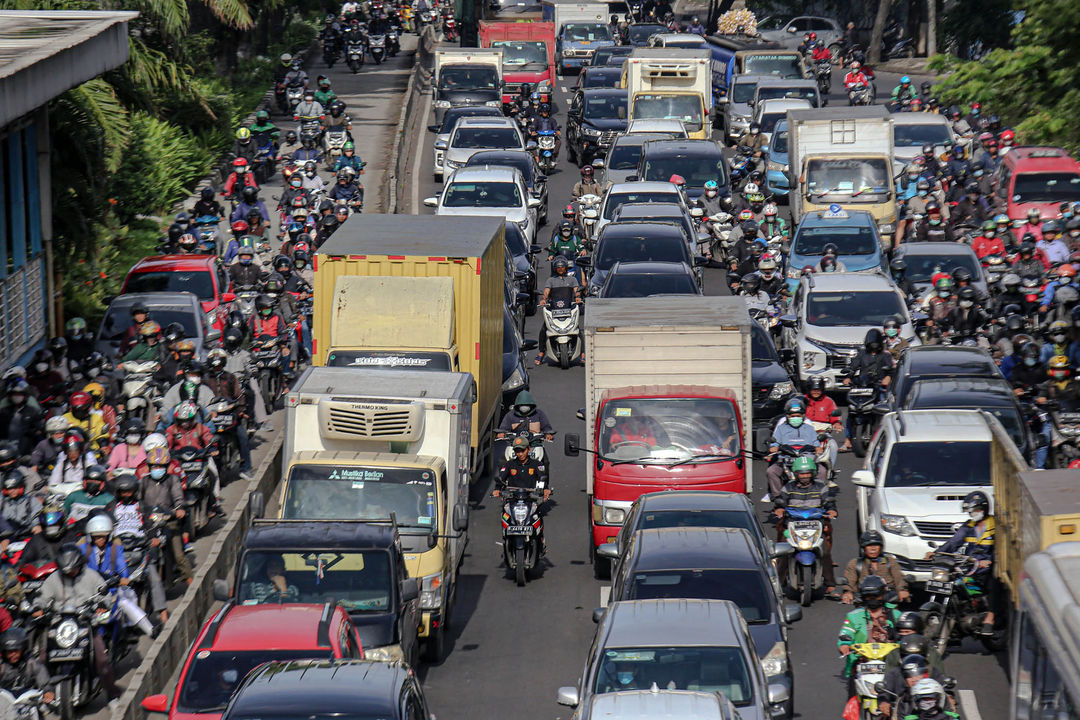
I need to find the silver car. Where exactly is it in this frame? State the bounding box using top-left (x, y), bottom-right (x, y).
top-left (595, 133), bottom-right (671, 186)
top-left (583, 689), bottom-right (744, 720)
top-left (429, 106), bottom-right (503, 181)
top-left (757, 16), bottom-right (842, 51)
top-left (597, 181), bottom-right (688, 234)
top-left (437, 117), bottom-right (525, 181)
top-left (557, 599), bottom-right (787, 720)
top-left (424, 165), bottom-right (540, 242)
top-left (720, 74), bottom-right (772, 144)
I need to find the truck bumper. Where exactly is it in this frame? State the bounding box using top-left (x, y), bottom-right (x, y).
top-left (560, 57), bottom-right (589, 71)
top-left (592, 522), bottom-right (621, 548)
top-left (418, 610), bottom-right (443, 638)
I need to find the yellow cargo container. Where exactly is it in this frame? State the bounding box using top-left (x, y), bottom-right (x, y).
top-left (312, 215), bottom-right (504, 472)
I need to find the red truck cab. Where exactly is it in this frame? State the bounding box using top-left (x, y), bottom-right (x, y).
top-left (479, 21), bottom-right (556, 107)
top-left (569, 385), bottom-right (748, 552)
top-left (995, 146), bottom-right (1080, 222)
top-left (122, 255), bottom-right (235, 332)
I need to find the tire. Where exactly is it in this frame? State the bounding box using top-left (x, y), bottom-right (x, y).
top-left (829, 44), bottom-right (842, 63)
top-left (924, 612), bottom-right (947, 655)
top-left (557, 343), bottom-right (570, 369)
top-left (798, 565), bottom-right (812, 607)
top-left (852, 421), bottom-right (870, 458)
top-left (259, 373), bottom-right (273, 415)
top-left (422, 624), bottom-right (445, 662)
top-left (58, 678), bottom-right (75, 720)
top-left (515, 546), bottom-right (526, 586)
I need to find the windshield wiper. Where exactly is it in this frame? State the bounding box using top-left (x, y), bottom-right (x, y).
top-left (813, 187), bottom-right (845, 198)
top-left (193, 705), bottom-right (227, 713)
top-left (667, 453), bottom-right (739, 467)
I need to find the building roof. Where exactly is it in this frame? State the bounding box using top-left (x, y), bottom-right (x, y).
top-left (0, 11), bottom-right (136, 129)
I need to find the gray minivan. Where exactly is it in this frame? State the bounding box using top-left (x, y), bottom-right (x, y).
top-left (583, 688), bottom-right (744, 720)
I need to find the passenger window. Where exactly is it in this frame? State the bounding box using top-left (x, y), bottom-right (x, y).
top-left (810, 19), bottom-right (833, 30)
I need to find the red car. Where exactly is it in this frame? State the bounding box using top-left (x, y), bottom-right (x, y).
top-left (122, 255), bottom-right (235, 332)
top-left (141, 603), bottom-right (364, 720)
top-left (995, 146), bottom-right (1080, 222)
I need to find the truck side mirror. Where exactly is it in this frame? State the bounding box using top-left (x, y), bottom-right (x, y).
top-left (213, 578), bottom-right (231, 602)
top-left (249, 490), bottom-right (265, 520)
top-left (401, 577), bottom-right (420, 603)
top-left (565, 433), bottom-right (581, 456)
top-left (453, 502), bottom-right (469, 532)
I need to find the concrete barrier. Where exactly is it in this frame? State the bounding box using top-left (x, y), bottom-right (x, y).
top-left (386, 27), bottom-right (437, 214)
top-left (114, 429), bottom-right (284, 720)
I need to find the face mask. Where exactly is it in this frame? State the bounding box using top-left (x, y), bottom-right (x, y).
top-left (260, 308), bottom-right (273, 316)
top-left (186, 375), bottom-right (201, 385)
top-left (969, 510), bottom-right (985, 522)
top-left (86, 367), bottom-right (101, 379)
top-left (917, 699), bottom-right (938, 712)
top-left (9, 394), bottom-right (25, 405)
top-left (705, 190), bottom-right (717, 198)
top-left (295, 261), bottom-right (306, 270)
top-left (50, 435), bottom-right (64, 446)
top-left (937, 290), bottom-right (951, 298)
top-left (864, 594), bottom-right (883, 609)
top-left (126, 434), bottom-right (141, 445)
top-left (985, 230), bottom-right (996, 238)
top-left (787, 416), bottom-right (804, 428)
top-left (1024, 357), bottom-right (1037, 367)
top-left (34, 363), bottom-right (48, 374)
top-left (1061, 277), bottom-right (1072, 285)
top-left (974, 170), bottom-right (983, 178)
top-left (886, 328), bottom-right (898, 338)
top-left (929, 218), bottom-right (941, 226)
top-left (617, 672), bottom-right (634, 686)
top-left (149, 467), bottom-right (167, 480)
top-left (917, 190), bottom-right (928, 197)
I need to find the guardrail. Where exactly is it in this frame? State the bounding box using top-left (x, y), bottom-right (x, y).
top-left (386, 26), bottom-right (436, 214)
top-left (115, 430), bottom-right (284, 720)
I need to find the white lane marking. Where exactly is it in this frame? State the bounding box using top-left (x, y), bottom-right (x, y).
top-left (958, 689), bottom-right (982, 720)
top-left (411, 89), bottom-right (431, 214)
top-left (561, 86), bottom-right (569, 93)
top-left (599, 585), bottom-right (611, 607)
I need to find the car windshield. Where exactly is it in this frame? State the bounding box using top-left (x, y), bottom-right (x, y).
top-left (504, 222), bottom-right (529, 255)
top-left (236, 550), bottom-right (392, 613)
top-left (438, 66), bottom-right (498, 90)
top-left (440, 108), bottom-right (500, 133)
top-left (640, 509), bottom-right (759, 541)
top-left (124, 271), bottom-right (214, 301)
top-left (605, 271), bottom-right (697, 297)
top-left (583, 70), bottom-right (621, 88)
top-left (603, 192), bottom-right (680, 220)
top-left (595, 233), bottom-right (687, 270)
top-left (176, 651), bottom-right (330, 713)
top-left (642, 150), bottom-right (727, 187)
top-left (282, 465), bottom-right (438, 532)
top-left (627, 569), bottom-right (772, 622)
top-left (566, 23), bottom-right (613, 41)
top-left (752, 325), bottom-right (779, 360)
top-left (794, 226), bottom-right (878, 256)
top-left (807, 291), bottom-right (905, 327)
top-left (468, 154), bottom-right (532, 182)
top-left (493, 40), bottom-right (547, 65)
top-left (1012, 172), bottom-right (1080, 203)
top-left (907, 400), bottom-right (1025, 450)
top-left (884, 441), bottom-right (991, 487)
top-left (806, 158), bottom-right (891, 202)
top-left (771, 127), bottom-right (788, 154)
top-left (451, 127), bottom-right (520, 149)
top-left (443, 181), bottom-right (523, 208)
top-left (758, 111), bottom-right (788, 134)
top-left (757, 15), bottom-right (790, 30)
top-left (609, 142), bottom-right (646, 170)
top-left (595, 646), bottom-right (753, 704)
top-left (99, 306), bottom-right (200, 341)
top-left (598, 397), bottom-right (741, 462)
top-left (585, 94), bottom-right (628, 120)
top-left (757, 86), bottom-right (817, 105)
top-left (744, 53), bottom-right (803, 77)
top-left (633, 95), bottom-right (702, 132)
top-left (628, 25), bottom-right (665, 43)
top-left (901, 253), bottom-right (980, 283)
top-left (893, 123), bottom-right (952, 148)
top-left (731, 82), bottom-right (758, 104)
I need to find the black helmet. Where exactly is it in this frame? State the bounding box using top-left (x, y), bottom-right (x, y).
top-left (273, 254), bottom-right (293, 272)
top-left (1067, 217), bottom-right (1080, 233)
top-left (921, 143), bottom-right (935, 156)
top-left (183, 359), bottom-right (205, 376)
top-left (962, 490), bottom-right (990, 514)
top-left (952, 266), bottom-right (973, 283)
top-left (255, 294), bottom-right (275, 312)
top-left (241, 186), bottom-right (258, 204)
top-left (113, 473), bottom-right (139, 496)
top-left (864, 328), bottom-right (884, 352)
top-left (1, 470), bottom-right (25, 491)
top-left (49, 337), bottom-right (68, 357)
top-left (539, 102), bottom-right (551, 115)
top-left (1020, 241), bottom-right (1035, 256)
top-left (0, 442), bottom-right (17, 467)
top-left (859, 530), bottom-right (884, 548)
top-left (1021, 342), bottom-right (1040, 361)
top-left (899, 633), bottom-right (929, 658)
top-left (749, 121), bottom-right (761, 133)
top-left (264, 274), bottom-right (285, 294)
top-left (167, 224), bottom-right (184, 243)
top-left (130, 301), bottom-right (150, 317)
top-left (320, 214), bottom-right (339, 230)
top-left (1005, 314), bottom-right (1024, 333)
top-left (890, 258), bottom-right (906, 275)
top-left (741, 274), bottom-right (762, 293)
top-left (897, 610), bottom-right (926, 633)
top-left (807, 376), bottom-right (825, 392)
top-left (901, 654), bottom-right (929, 679)
top-left (223, 327), bottom-right (244, 351)
top-left (822, 243), bottom-right (839, 257)
top-left (122, 417), bottom-right (146, 436)
top-left (553, 256), bottom-right (570, 271)
top-left (57, 543), bottom-right (86, 575)
top-left (84, 464), bottom-right (108, 487)
top-left (163, 322), bottom-right (186, 345)
top-left (958, 286), bottom-right (978, 302)
top-left (0, 627), bottom-right (29, 654)
top-left (858, 574), bottom-right (887, 598)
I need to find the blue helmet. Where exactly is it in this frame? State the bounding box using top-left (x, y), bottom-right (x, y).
top-left (900, 75), bottom-right (911, 84)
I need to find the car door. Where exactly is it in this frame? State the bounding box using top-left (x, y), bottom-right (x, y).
top-left (861, 429), bottom-right (889, 531)
top-left (568, 92), bottom-right (584, 149)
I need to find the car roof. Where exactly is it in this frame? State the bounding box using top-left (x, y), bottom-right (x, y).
top-left (1003, 146), bottom-right (1079, 170)
top-left (583, 87), bottom-right (630, 98)
top-left (882, 409), bottom-right (993, 443)
top-left (608, 181), bottom-right (680, 194)
top-left (803, 272), bottom-right (894, 291)
top-left (636, 490), bottom-right (754, 513)
top-left (641, 139), bottom-right (722, 155)
top-left (895, 242), bottom-right (977, 257)
top-left (652, 33), bottom-right (707, 43)
top-left (467, 149), bottom-right (533, 164)
top-left (128, 255), bottom-right (217, 273)
top-left (585, 65), bottom-right (623, 76)
top-left (201, 604), bottom-right (341, 652)
top-left (902, 345), bottom-right (999, 375)
top-left (798, 209), bottom-right (877, 227)
top-left (755, 77), bottom-right (817, 88)
top-left (454, 116), bottom-right (517, 129)
top-left (610, 261), bottom-right (693, 275)
top-left (733, 74), bottom-right (773, 84)
top-left (231, 660), bottom-right (406, 716)
top-left (614, 132), bottom-right (675, 146)
top-left (587, 690), bottom-right (728, 720)
top-left (758, 98), bottom-right (812, 112)
top-left (446, 166), bottom-right (521, 182)
top-left (600, 221), bottom-right (687, 239)
top-left (629, 527), bottom-right (762, 571)
top-left (604, 599), bottom-right (744, 647)
top-left (243, 520), bottom-right (397, 550)
top-left (108, 291), bottom-right (201, 309)
top-left (905, 377), bottom-right (1016, 409)
top-left (614, 202), bottom-right (687, 217)
top-left (891, 113), bottom-right (951, 127)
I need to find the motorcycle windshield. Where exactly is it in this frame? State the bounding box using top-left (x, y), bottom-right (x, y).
top-left (787, 507), bottom-right (824, 520)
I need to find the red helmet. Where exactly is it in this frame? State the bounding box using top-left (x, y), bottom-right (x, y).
top-left (808, 32), bottom-right (817, 40)
top-left (669, 174), bottom-right (685, 186)
top-left (582, 165), bottom-right (594, 178)
top-left (1000, 129), bottom-right (1016, 144)
top-left (1059, 265), bottom-right (1077, 278)
top-left (232, 158), bottom-right (249, 171)
top-left (70, 391), bottom-right (92, 410)
top-left (563, 204), bottom-right (575, 218)
top-left (231, 220), bottom-right (250, 234)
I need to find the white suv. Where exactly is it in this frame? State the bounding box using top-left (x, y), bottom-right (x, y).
top-left (852, 409), bottom-right (996, 583)
top-left (780, 272), bottom-right (917, 390)
top-left (437, 117), bottom-right (525, 181)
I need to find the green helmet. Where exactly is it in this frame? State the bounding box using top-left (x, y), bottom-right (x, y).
top-left (982, 219), bottom-right (996, 232)
top-left (66, 317), bottom-right (87, 334)
top-left (255, 109), bottom-right (269, 123)
top-left (791, 456), bottom-right (817, 474)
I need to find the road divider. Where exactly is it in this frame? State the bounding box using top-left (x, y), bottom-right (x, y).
top-left (386, 26), bottom-right (436, 214)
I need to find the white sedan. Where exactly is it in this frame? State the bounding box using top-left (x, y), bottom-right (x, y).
top-left (424, 165), bottom-right (541, 243)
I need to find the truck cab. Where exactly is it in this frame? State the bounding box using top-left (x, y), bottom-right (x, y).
top-left (432, 49), bottom-right (504, 125)
top-left (557, 22), bottom-right (615, 74)
top-left (479, 21), bottom-right (556, 107)
top-left (623, 48), bottom-right (712, 140)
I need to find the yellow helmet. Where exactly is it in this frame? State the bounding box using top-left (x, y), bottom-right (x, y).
top-left (82, 382), bottom-right (106, 404)
top-left (1049, 355), bottom-right (1071, 372)
top-left (236, 127), bottom-right (251, 141)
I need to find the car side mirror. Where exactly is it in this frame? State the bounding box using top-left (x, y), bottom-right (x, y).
top-left (689, 206), bottom-right (704, 218)
top-left (783, 602), bottom-right (803, 623)
top-left (528, 197), bottom-right (542, 209)
top-left (205, 329), bottom-right (222, 344)
top-left (516, 292), bottom-right (531, 306)
top-left (576, 256), bottom-right (592, 268)
top-left (767, 683), bottom-right (790, 707)
top-left (576, 408), bottom-right (586, 421)
top-left (522, 339), bottom-right (538, 351)
top-left (453, 502), bottom-right (469, 532)
top-left (592, 158), bottom-right (606, 169)
top-left (625, 175), bottom-right (638, 182)
top-left (771, 541), bottom-right (795, 558)
top-left (212, 578), bottom-right (230, 602)
top-left (852, 469), bottom-right (876, 487)
top-left (779, 315), bottom-right (797, 328)
top-left (597, 542), bottom-right (619, 559)
top-left (401, 577), bottom-right (420, 603)
top-left (141, 695), bottom-right (170, 714)
top-left (249, 490), bottom-right (265, 519)
top-left (423, 197), bottom-right (439, 207)
top-left (565, 433), bottom-right (581, 456)
top-left (718, 96), bottom-right (729, 104)
top-left (221, 292), bottom-right (236, 303)
top-left (434, 139), bottom-right (447, 150)
top-left (786, 25), bottom-right (797, 32)
top-left (592, 607), bottom-right (607, 624)
top-left (526, 140), bottom-right (538, 150)
top-left (761, 145), bottom-right (769, 153)
top-left (557, 687), bottom-right (580, 707)
top-left (428, 124), bottom-right (439, 132)
top-left (529, 243), bottom-right (542, 254)
top-left (779, 348), bottom-right (795, 363)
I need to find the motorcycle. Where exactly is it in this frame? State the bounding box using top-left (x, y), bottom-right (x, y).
top-left (729, 146), bottom-right (755, 188)
top-left (346, 39), bottom-right (366, 73)
top-left (387, 29), bottom-right (400, 56)
top-left (845, 381), bottom-right (883, 458)
top-left (252, 135), bottom-right (277, 185)
top-left (322, 38), bottom-right (340, 68)
top-left (982, 253), bottom-right (1008, 284)
top-left (175, 445), bottom-right (215, 536)
top-left (702, 212), bottom-right (735, 265)
top-left (210, 396), bottom-right (242, 484)
top-left (845, 642), bottom-right (899, 720)
top-left (285, 83), bottom-right (305, 114)
top-left (118, 360), bottom-right (161, 427)
top-left (922, 552), bottom-right (1002, 654)
top-left (251, 335), bottom-right (284, 413)
top-left (418, 8), bottom-right (435, 32)
top-left (881, 21), bottom-right (914, 59)
top-left (1050, 406), bottom-right (1080, 468)
top-left (498, 429), bottom-right (554, 463)
top-left (325, 126), bottom-right (349, 170)
top-left (535, 129), bottom-right (558, 174)
top-left (442, 15), bottom-right (457, 41)
top-left (369, 33), bottom-right (387, 64)
top-left (783, 506), bottom-right (827, 607)
top-left (0, 688), bottom-right (44, 720)
top-left (192, 215), bottom-right (219, 255)
top-left (848, 82), bottom-right (872, 106)
top-left (539, 286), bottom-right (582, 369)
top-left (498, 487), bottom-right (547, 586)
top-left (814, 59), bottom-right (832, 95)
top-left (576, 194), bottom-right (602, 243)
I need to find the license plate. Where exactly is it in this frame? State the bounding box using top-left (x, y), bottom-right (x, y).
top-left (505, 525), bottom-right (533, 535)
top-left (182, 462), bottom-right (202, 472)
top-left (790, 520), bottom-right (819, 531)
top-left (926, 580), bottom-right (953, 595)
top-left (848, 388), bottom-right (874, 397)
top-left (857, 661), bottom-right (886, 675)
top-left (49, 648), bottom-right (84, 660)
top-left (216, 415), bottom-right (233, 426)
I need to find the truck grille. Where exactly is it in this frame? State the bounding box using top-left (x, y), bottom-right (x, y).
top-left (914, 521), bottom-right (960, 537)
top-left (504, 83), bottom-right (521, 96)
top-left (569, 48), bottom-right (595, 58)
top-left (318, 400), bottom-right (424, 442)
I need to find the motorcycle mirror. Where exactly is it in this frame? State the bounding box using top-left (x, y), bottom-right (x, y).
top-left (873, 681), bottom-right (888, 695)
top-left (779, 315), bottom-right (797, 328)
top-left (689, 207), bottom-right (704, 218)
top-left (206, 329), bottom-right (222, 343)
top-left (526, 140), bottom-right (538, 150)
top-left (943, 676), bottom-right (957, 690)
top-left (565, 432), bottom-right (581, 456)
top-left (576, 408), bottom-right (586, 421)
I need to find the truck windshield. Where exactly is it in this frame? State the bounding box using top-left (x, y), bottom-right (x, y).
top-left (124, 270), bottom-right (214, 301)
top-left (893, 123), bottom-right (952, 148)
top-left (884, 441), bottom-right (990, 487)
top-left (627, 569), bottom-right (771, 622)
top-left (325, 350), bottom-right (452, 370)
top-left (565, 23), bottom-right (612, 41)
top-left (443, 181), bottom-right (523, 208)
top-left (438, 66), bottom-right (499, 91)
top-left (598, 397), bottom-right (741, 463)
top-left (730, 81), bottom-right (757, 104)
top-left (632, 95), bottom-right (702, 133)
top-left (794, 226), bottom-right (878, 256)
top-left (595, 646), bottom-right (753, 704)
top-left (743, 53), bottom-right (802, 77)
top-left (236, 550), bottom-right (392, 613)
top-left (805, 158), bottom-right (891, 202)
top-left (806, 291), bottom-right (905, 327)
top-left (282, 465), bottom-right (438, 532)
top-left (627, 24), bottom-right (665, 43)
top-left (1013, 173), bottom-right (1080, 203)
top-left (493, 41), bottom-right (548, 66)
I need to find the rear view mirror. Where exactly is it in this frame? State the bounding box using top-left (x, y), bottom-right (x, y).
top-left (597, 542), bottom-right (619, 559)
top-left (453, 502), bottom-right (469, 532)
top-left (576, 409), bottom-right (586, 421)
top-left (592, 158), bottom-right (606, 169)
top-left (213, 578), bottom-right (230, 602)
top-left (783, 603), bottom-right (803, 623)
top-left (142, 695), bottom-right (170, 714)
top-left (771, 542), bottom-right (794, 558)
top-left (852, 470), bottom-right (876, 487)
top-left (779, 348), bottom-right (795, 363)
top-left (401, 577), bottom-right (420, 603)
top-left (565, 433), bottom-right (581, 456)
top-left (522, 339), bottom-right (538, 351)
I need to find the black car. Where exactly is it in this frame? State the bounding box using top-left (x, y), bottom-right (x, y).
top-left (598, 260), bottom-right (702, 298)
top-left (625, 23), bottom-right (667, 46)
top-left (466, 149), bottom-right (548, 225)
top-left (611, 201), bottom-right (704, 253)
top-left (428, 104), bottom-right (503, 134)
top-left (583, 221), bottom-right (706, 296)
top-left (217, 521), bottom-right (422, 667)
top-left (590, 45), bottom-right (632, 66)
top-left (576, 65), bottom-right (624, 89)
top-left (223, 660), bottom-right (432, 720)
top-left (502, 305), bottom-right (535, 409)
top-left (606, 527), bottom-right (799, 703)
top-left (566, 88), bottom-right (629, 166)
top-left (636, 139), bottom-right (730, 200)
top-left (504, 221), bottom-right (540, 315)
top-left (889, 346), bottom-right (1003, 409)
top-left (902, 376), bottom-right (1032, 460)
top-left (751, 322), bottom-right (796, 450)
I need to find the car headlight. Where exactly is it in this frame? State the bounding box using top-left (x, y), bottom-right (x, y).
top-left (878, 223), bottom-right (895, 235)
top-left (444, 159), bottom-right (463, 169)
top-left (881, 514), bottom-right (917, 537)
top-left (56, 619), bottom-right (79, 648)
top-left (592, 501), bottom-right (625, 526)
top-left (434, 100), bottom-right (451, 109)
top-left (761, 642), bottom-right (789, 677)
top-left (562, 48), bottom-right (573, 57)
top-left (485, 100), bottom-right (502, 108)
top-left (502, 366), bottom-right (526, 391)
top-left (419, 572), bottom-right (443, 609)
top-left (769, 381), bottom-right (793, 401)
top-left (205, 308), bottom-right (217, 327)
top-left (516, 219), bottom-right (530, 234)
top-left (364, 644), bottom-right (405, 662)
top-left (767, 160), bottom-right (785, 173)
top-left (801, 350), bottom-right (823, 371)
top-left (582, 126), bottom-right (602, 137)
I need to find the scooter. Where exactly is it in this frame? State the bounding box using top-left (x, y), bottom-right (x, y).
top-left (118, 361), bottom-right (162, 428)
top-left (324, 126), bottom-right (349, 170)
top-left (848, 82), bottom-right (872, 106)
top-left (285, 83), bottom-right (305, 114)
top-left (922, 551), bottom-right (1002, 653)
top-left (814, 59), bottom-right (832, 94)
top-left (175, 445), bottom-right (215, 537)
top-left (539, 285), bottom-right (582, 369)
top-left (845, 642), bottom-right (899, 720)
top-left (536, 129), bottom-right (558, 174)
top-left (0, 688), bottom-right (45, 720)
top-left (210, 396), bottom-right (242, 484)
top-left (498, 487), bottom-right (547, 586)
top-left (369, 33), bottom-right (387, 64)
top-left (783, 506), bottom-right (827, 607)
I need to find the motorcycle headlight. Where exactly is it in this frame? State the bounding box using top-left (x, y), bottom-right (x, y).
top-left (434, 100), bottom-right (451, 109)
top-left (769, 381), bottom-right (793, 401)
top-left (930, 567), bottom-right (951, 583)
top-left (512, 503), bottom-right (530, 523)
top-left (56, 619), bottom-right (79, 648)
top-left (364, 644), bottom-right (404, 662)
top-left (419, 572), bottom-right (443, 609)
top-left (502, 366), bottom-right (526, 392)
top-left (761, 642), bottom-right (789, 677)
top-left (880, 514), bottom-right (917, 537)
top-left (485, 100), bottom-right (502, 108)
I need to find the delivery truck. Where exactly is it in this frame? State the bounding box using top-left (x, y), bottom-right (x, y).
top-left (622, 47), bottom-right (712, 140)
top-left (311, 214), bottom-right (504, 475)
top-left (541, 0), bottom-right (615, 74)
top-left (565, 296), bottom-right (752, 572)
top-left (787, 106), bottom-right (897, 239)
top-left (432, 48), bottom-right (504, 124)
top-left (479, 21), bottom-right (556, 107)
top-left (276, 367), bottom-right (475, 662)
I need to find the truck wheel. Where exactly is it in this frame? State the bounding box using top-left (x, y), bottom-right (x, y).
top-left (422, 625), bottom-right (446, 662)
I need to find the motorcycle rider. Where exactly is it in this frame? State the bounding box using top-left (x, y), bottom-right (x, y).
top-left (952, 182), bottom-right (991, 226)
top-left (223, 158), bottom-right (259, 201)
top-left (333, 141), bottom-right (365, 177)
top-left (294, 91), bottom-right (326, 135)
top-left (160, 362), bottom-right (216, 427)
top-left (810, 40), bottom-right (831, 64)
top-left (772, 456), bottom-right (838, 597)
top-left (0, 380), bottom-right (42, 456)
top-left (222, 328), bottom-right (270, 429)
top-left (972, 219), bottom-right (1007, 260)
top-left (107, 418), bottom-right (148, 479)
top-left (528, 103), bottom-right (561, 159)
top-left (843, 61), bottom-right (870, 104)
top-left (927, 490), bottom-right (997, 636)
top-left (291, 133), bottom-right (323, 165)
top-left (946, 286), bottom-right (990, 340)
top-left (63, 464), bottom-right (114, 529)
top-left (205, 348), bottom-right (254, 481)
top-left (1037, 220), bottom-right (1070, 265)
top-left (313, 77), bottom-right (337, 110)
top-left (765, 398), bottom-right (827, 500)
top-left (842, 530), bottom-right (910, 604)
top-left (65, 317), bottom-right (94, 363)
top-left (498, 390), bottom-right (554, 441)
top-left (686, 15), bottom-right (706, 35)
top-left (738, 274), bottom-right (772, 312)
top-left (230, 127), bottom-right (257, 164)
top-left (494, 437), bottom-right (551, 550)
top-left (571, 165), bottom-right (602, 199)
top-left (1015, 208), bottom-right (1044, 243)
top-left (106, 473), bottom-right (170, 624)
top-left (883, 317), bottom-right (910, 361)
top-left (230, 186), bottom-right (270, 225)
top-left (136, 446), bottom-right (192, 583)
top-left (319, 17), bottom-right (343, 67)
top-left (229, 245), bottom-right (264, 288)
top-left (914, 203), bottom-right (955, 243)
top-left (29, 415), bottom-right (70, 477)
top-left (1039, 355), bottom-right (1080, 411)
top-left (838, 575), bottom-right (902, 689)
top-left (535, 257), bottom-right (583, 366)
top-left (0, 469), bottom-right (46, 557)
top-left (250, 294), bottom-right (293, 378)
top-left (1039, 320), bottom-right (1080, 365)
top-left (735, 123), bottom-right (765, 170)
top-left (755, 257), bottom-right (786, 299)
top-left (192, 186), bottom-right (225, 221)
top-left (548, 221), bottom-right (585, 277)
top-left (249, 109), bottom-right (280, 153)
top-left (328, 168), bottom-right (364, 208)
top-left (890, 75), bottom-right (918, 111)
top-left (26, 349), bottom-right (64, 398)
top-left (48, 433), bottom-right (100, 494)
top-left (759, 202), bottom-right (788, 239)
top-left (816, 243), bottom-right (848, 272)
top-left (903, 678), bottom-right (959, 720)
top-left (300, 160), bottom-right (326, 195)
top-left (76, 514), bottom-right (155, 636)
top-left (1013, 239), bottom-right (1048, 277)
top-left (0, 627), bottom-right (54, 705)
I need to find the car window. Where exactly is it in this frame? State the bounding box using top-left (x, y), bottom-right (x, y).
top-left (642, 150), bottom-right (728, 187)
top-left (810, 18), bottom-right (834, 30)
top-left (100, 305), bottom-right (200, 341)
top-left (806, 290), bottom-right (905, 327)
top-left (751, 324), bottom-right (779, 361)
top-left (893, 123), bottom-right (952, 148)
top-left (883, 441), bottom-right (990, 487)
top-left (595, 234), bottom-right (687, 270)
top-left (594, 646), bottom-right (754, 704)
top-left (451, 127), bottom-right (521, 149)
top-left (1012, 173), bottom-right (1080, 203)
top-left (900, 253), bottom-right (980, 283)
top-left (585, 94), bottom-right (629, 120)
top-left (730, 82), bottom-right (758, 104)
top-left (176, 650), bottom-right (324, 713)
top-left (609, 141), bottom-right (645, 170)
top-left (626, 569), bottom-right (772, 623)
top-left (794, 226), bottom-right (878, 256)
top-left (443, 181), bottom-right (523, 208)
top-left (756, 86), bottom-right (818, 106)
top-left (603, 192), bottom-right (680, 220)
top-left (125, 270), bottom-right (215, 301)
top-left (604, 271), bottom-right (698, 297)
top-left (869, 434), bottom-right (886, 477)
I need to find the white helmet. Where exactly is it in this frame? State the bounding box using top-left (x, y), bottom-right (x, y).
top-left (911, 679), bottom-right (945, 713)
top-left (763, 202), bottom-right (778, 217)
top-left (86, 514), bottom-right (114, 537)
top-left (743, 182), bottom-right (759, 195)
top-left (45, 416), bottom-right (71, 433)
top-left (143, 432), bottom-right (168, 452)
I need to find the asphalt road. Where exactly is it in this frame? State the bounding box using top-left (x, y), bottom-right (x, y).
top-left (414, 60), bottom-right (1011, 720)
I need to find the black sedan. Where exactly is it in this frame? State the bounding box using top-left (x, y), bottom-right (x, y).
top-left (582, 221), bottom-right (707, 295)
top-left (575, 66), bottom-right (624, 90)
top-left (566, 88), bottom-right (628, 166)
top-left (597, 260), bottom-right (702, 298)
top-left (466, 150), bottom-right (549, 225)
top-left (504, 221), bottom-right (540, 316)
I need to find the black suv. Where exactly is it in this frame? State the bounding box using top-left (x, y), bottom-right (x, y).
top-left (889, 346), bottom-right (1003, 409)
top-left (566, 88), bottom-right (628, 166)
